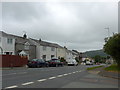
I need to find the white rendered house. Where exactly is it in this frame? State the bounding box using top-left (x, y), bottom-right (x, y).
top-left (0, 31), bottom-right (15, 55)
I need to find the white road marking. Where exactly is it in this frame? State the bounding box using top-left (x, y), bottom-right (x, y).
top-left (5, 85), bottom-right (18, 89)
top-left (22, 82), bottom-right (34, 85)
top-left (37, 79), bottom-right (47, 82)
top-left (49, 77), bottom-right (56, 79)
top-left (68, 73), bottom-right (72, 75)
top-left (72, 72), bottom-right (76, 73)
top-left (63, 74), bottom-right (68, 76)
top-left (57, 75), bottom-right (63, 77)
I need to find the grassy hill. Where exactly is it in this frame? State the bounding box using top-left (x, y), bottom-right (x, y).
top-left (85, 49), bottom-right (108, 57)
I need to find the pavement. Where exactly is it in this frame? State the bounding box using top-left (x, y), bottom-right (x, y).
top-left (87, 65), bottom-right (120, 79)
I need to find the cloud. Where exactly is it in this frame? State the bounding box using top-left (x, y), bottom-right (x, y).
top-left (2, 2), bottom-right (118, 52)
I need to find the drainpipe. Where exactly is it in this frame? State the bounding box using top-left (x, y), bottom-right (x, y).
top-left (0, 47), bottom-right (3, 54)
top-left (56, 47), bottom-right (57, 59)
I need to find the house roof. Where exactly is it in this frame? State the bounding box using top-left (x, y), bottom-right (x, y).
top-left (1, 31), bottom-right (64, 48)
top-left (0, 31), bottom-right (36, 45)
top-left (31, 38), bottom-right (64, 48)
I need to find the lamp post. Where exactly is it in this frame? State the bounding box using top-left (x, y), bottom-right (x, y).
top-left (0, 46), bottom-right (3, 55)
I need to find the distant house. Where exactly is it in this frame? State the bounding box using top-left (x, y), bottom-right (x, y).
top-left (14, 34), bottom-right (36, 60)
top-left (31, 39), bottom-right (64, 61)
top-left (56, 46), bottom-right (66, 59)
top-left (0, 31), bottom-right (15, 55)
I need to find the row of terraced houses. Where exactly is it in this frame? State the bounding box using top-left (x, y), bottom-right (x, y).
top-left (0, 31), bottom-right (79, 61)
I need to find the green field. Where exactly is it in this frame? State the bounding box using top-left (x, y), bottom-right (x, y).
top-left (87, 65), bottom-right (103, 70)
top-left (104, 64), bottom-right (120, 72)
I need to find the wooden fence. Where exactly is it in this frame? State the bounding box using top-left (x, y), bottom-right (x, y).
top-left (0, 55), bottom-right (28, 67)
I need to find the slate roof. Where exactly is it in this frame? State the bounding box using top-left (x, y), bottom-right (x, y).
top-left (0, 31), bottom-right (36, 46)
top-left (1, 31), bottom-right (65, 48)
top-left (31, 38), bottom-right (64, 48)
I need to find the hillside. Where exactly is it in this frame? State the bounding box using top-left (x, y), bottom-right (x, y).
top-left (85, 49), bottom-right (108, 57)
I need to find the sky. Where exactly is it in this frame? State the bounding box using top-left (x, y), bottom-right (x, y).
top-left (1, 0), bottom-right (118, 52)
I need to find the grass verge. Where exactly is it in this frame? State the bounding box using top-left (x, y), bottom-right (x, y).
top-left (104, 64), bottom-right (120, 72)
top-left (87, 65), bottom-right (103, 70)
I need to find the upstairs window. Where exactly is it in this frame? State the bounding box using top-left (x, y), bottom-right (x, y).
top-left (7, 38), bottom-right (13, 44)
top-left (51, 47), bottom-right (55, 51)
top-left (24, 42), bottom-right (30, 50)
top-left (24, 45), bottom-right (29, 50)
top-left (43, 46), bottom-right (46, 51)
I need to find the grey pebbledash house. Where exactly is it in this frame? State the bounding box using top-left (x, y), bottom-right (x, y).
top-left (14, 34), bottom-right (36, 60)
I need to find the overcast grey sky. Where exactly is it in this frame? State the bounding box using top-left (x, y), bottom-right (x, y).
top-left (1, 1), bottom-right (118, 52)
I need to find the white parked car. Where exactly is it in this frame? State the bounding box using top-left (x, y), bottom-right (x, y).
top-left (86, 61), bottom-right (93, 65)
top-left (67, 59), bottom-right (78, 66)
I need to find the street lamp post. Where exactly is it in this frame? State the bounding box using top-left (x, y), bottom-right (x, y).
top-left (0, 46), bottom-right (3, 55)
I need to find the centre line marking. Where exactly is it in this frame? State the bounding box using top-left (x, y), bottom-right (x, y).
top-left (73, 72), bottom-right (76, 73)
top-left (22, 82), bottom-right (34, 85)
top-left (57, 75), bottom-right (63, 77)
top-left (63, 74), bottom-right (68, 76)
top-left (49, 77), bottom-right (56, 79)
top-left (5, 85), bottom-right (18, 89)
top-left (68, 73), bottom-right (72, 74)
top-left (38, 79), bottom-right (47, 82)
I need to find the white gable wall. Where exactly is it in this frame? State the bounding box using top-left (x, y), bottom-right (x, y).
top-left (0, 35), bottom-right (15, 55)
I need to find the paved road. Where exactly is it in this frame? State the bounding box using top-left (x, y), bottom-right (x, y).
top-left (2, 65), bottom-right (118, 89)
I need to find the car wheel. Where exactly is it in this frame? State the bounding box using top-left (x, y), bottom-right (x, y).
top-left (36, 65), bottom-right (40, 68)
top-left (55, 64), bottom-right (58, 67)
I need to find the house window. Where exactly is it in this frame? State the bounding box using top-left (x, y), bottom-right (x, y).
top-left (51, 47), bottom-right (55, 51)
top-left (24, 45), bottom-right (29, 50)
top-left (43, 46), bottom-right (46, 51)
top-left (7, 38), bottom-right (13, 44)
top-left (24, 42), bottom-right (29, 50)
top-left (42, 55), bottom-right (46, 61)
top-left (51, 55), bottom-right (54, 59)
top-left (4, 52), bottom-right (12, 55)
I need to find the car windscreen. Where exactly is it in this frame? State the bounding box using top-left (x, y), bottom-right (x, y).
top-left (32, 59), bottom-right (39, 61)
top-left (38, 59), bottom-right (45, 62)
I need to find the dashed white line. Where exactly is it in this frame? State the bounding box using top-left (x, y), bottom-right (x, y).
top-left (72, 72), bottom-right (76, 73)
top-left (5, 85), bottom-right (18, 89)
top-left (68, 73), bottom-right (72, 75)
top-left (37, 79), bottom-right (47, 82)
top-left (63, 74), bottom-right (68, 76)
top-left (49, 77), bottom-right (56, 79)
top-left (22, 82), bottom-right (34, 85)
top-left (57, 75), bottom-right (64, 77)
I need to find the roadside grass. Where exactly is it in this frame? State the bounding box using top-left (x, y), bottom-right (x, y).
top-left (87, 65), bottom-right (104, 70)
top-left (104, 64), bottom-right (120, 72)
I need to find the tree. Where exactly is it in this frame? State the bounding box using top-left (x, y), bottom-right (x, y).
top-left (93, 55), bottom-right (102, 63)
top-left (104, 33), bottom-right (120, 66)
